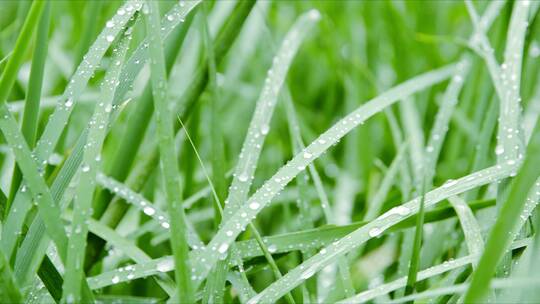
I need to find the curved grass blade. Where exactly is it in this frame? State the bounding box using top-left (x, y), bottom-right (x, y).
top-left (144, 1), bottom-right (193, 301)
top-left (61, 30), bottom-right (131, 303)
top-left (222, 9), bottom-right (321, 219)
top-left (247, 161), bottom-right (516, 303)
top-left (192, 63), bottom-right (457, 285)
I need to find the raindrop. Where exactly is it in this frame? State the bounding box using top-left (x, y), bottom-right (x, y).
top-left (442, 179), bottom-right (458, 188)
top-left (249, 202), bottom-right (260, 210)
top-left (393, 206), bottom-right (410, 216)
top-left (156, 261), bottom-right (169, 272)
top-left (81, 165), bottom-right (90, 172)
top-left (368, 227), bottom-right (383, 237)
top-left (65, 98), bottom-right (74, 107)
top-left (143, 206), bottom-right (155, 216)
top-left (111, 276), bottom-right (120, 284)
top-left (238, 173), bottom-right (248, 182)
top-left (260, 125), bottom-right (270, 135)
top-left (218, 243), bottom-right (229, 254)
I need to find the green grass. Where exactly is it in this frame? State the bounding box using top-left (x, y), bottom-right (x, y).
top-left (1, 0), bottom-right (540, 303)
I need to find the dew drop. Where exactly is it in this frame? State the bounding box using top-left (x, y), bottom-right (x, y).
top-left (268, 244), bottom-right (277, 253)
top-left (111, 276), bottom-right (120, 284)
top-left (249, 202), bottom-right (260, 210)
top-left (495, 145), bottom-right (505, 155)
top-left (442, 179), bottom-right (458, 188)
top-left (65, 98), bottom-right (74, 107)
top-left (260, 125), bottom-right (270, 135)
top-left (238, 173), bottom-right (248, 182)
top-left (300, 268), bottom-right (316, 279)
top-left (218, 243), bottom-right (229, 254)
top-left (368, 227), bottom-right (383, 237)
top-left (81, 165), bottom-right (90, 172)
top-left (393, 206), bottom-right (410, 216)
top-left (143, 206), bottom-right (155, 216)
top-left (156, 261), bottom-right (170, 272)
top-left (106, 35), bottom-right (114, 42)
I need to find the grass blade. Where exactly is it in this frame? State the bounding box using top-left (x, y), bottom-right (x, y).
top-left (144, 1), bottom-right (193, 301)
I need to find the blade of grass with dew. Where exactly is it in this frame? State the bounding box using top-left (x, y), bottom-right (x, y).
top-left (448, 195), bottom-right (484, 268)
top-left (144, 1), bottom-right (193, 301)
top-left (204, 9), bottom-right (321, 304)
top-left (191, 63), bottom-right (457, 285)
top-left (463, 125), bottom-right (540, 301)
top-left (1, 0), bottom-right (143, 260)
top-left (61, 31), bottom-right (131, 303)
top-left (6, 1), bottom-right (50, 210)
top-left (222, 8), bottom-right (321, 220)
top-left (246, 160), bottom-right (516, 303)
top-left (85, 198), bottom-right (498, 290)
top-left (494, 0), bottom-right (529, 168)
top-left (494, 0), bottom-right (530, 280)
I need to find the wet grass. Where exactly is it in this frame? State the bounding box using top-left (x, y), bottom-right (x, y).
top-left (0, 0), bottom-right (539, 303)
